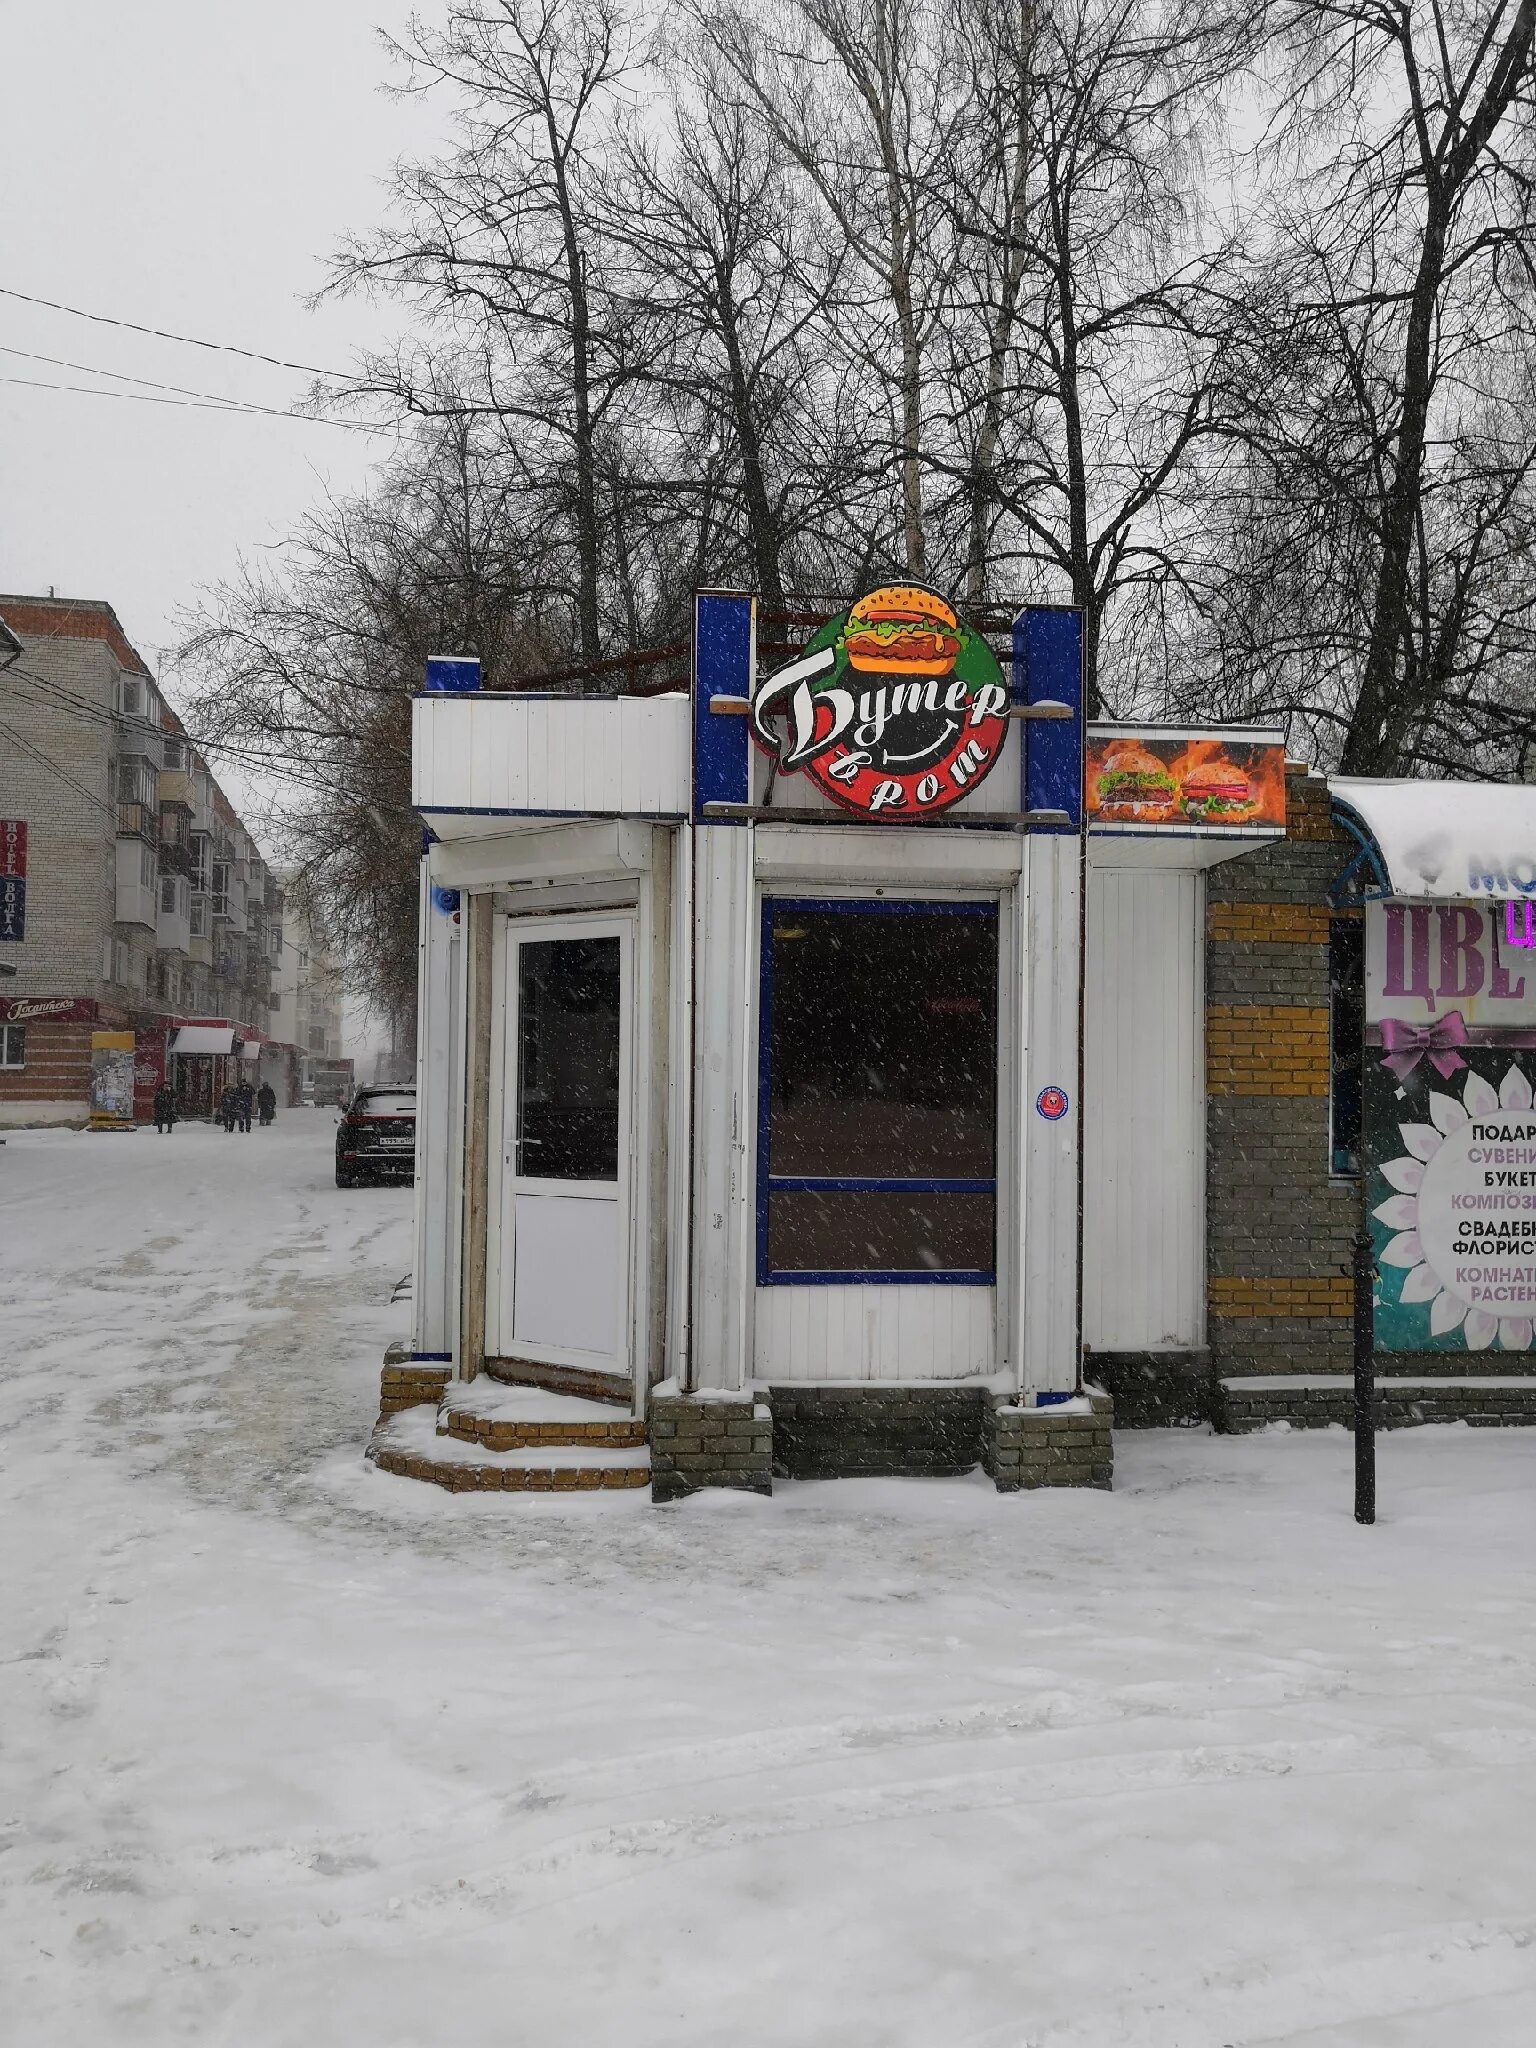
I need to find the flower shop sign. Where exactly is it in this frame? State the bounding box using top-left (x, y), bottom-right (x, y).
top-left (1367, 898), bottom-right (1536, 1353)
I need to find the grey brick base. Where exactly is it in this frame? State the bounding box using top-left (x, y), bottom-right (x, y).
top-left (1216, 1376), bottom-right (1536, 1432)
top-left (769, 1384), bottom-right (988, 1479)
top-left (1085, 1353), bottom-right (1213, 1427)
top-left (649, 1393), bottom-right (773, 1501)
top-left (983, 1391), bottom-right (1115, 1491)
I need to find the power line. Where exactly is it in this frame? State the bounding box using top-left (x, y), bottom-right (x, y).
top-left (0, 284), bottom-right (349, 379)
top-left (0, 342), bottom-right (281, 411)
top-left (0, 373), bottom-right (395, 435)
top-left (0, 712), bottom-right (119, 822)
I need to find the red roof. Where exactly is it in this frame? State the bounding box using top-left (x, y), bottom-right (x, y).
top-left (0, 595), bottom-right (152, 677)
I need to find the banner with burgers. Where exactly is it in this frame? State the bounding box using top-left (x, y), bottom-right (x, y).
top-left (1085, 730), bottom-right (1287, 832)
top-left (750, 584), bottom-right (1011, 817)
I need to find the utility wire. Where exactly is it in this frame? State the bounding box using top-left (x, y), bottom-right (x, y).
top-left (0, 373), bottom-right (394, 435)
top-left (0, 712), bottom-right (119, 822)
top-left (0, 342), bottom-right (281, 410)
top-left (0, 284), bottom-right (349, 379)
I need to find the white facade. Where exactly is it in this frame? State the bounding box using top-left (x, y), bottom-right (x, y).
top-left (410, 609), bottom-right (1280, 1409)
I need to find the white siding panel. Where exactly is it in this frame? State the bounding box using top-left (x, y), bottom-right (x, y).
top-left (1082, 866), bottom-right (1204, 1351)
top-left (690, 827), bottom-right (756, 1389)
top-left (753, 1285), bottom-right (995, 1380)
top-left (1019, 835), bottom-right (1082, 1390)
top-left (413, 696), bottom-right (690, 817)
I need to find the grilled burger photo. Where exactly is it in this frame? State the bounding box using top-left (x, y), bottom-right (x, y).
top-left (1181, 760), bottom-right (1255, 822)
top-left (841, 586), bottom-right (964, 674)
top-left (1092, 740), bottom-right (1178, 820)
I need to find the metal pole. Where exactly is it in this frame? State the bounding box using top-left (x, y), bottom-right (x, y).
top-left (1353, 937), bottom-right (1376, 1524)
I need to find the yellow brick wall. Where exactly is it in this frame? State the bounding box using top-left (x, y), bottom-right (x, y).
top-left (1207, 1004), bottom-right (1329, 1096)
top-left (1206, 901), bottom-right (1336, 944)
top-left (1210, 1276), bottom-right (1352, 1318)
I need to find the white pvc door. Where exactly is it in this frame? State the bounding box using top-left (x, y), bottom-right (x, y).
top-left (489, 918), bottom-right (631, 1373)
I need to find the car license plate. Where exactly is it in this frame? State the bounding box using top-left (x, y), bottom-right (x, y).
top-left (380, 1136), bottom-right (413, 1149)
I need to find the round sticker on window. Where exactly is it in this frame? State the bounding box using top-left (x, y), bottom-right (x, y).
top-left (1035, 1085), bottom-right (1069, 1121)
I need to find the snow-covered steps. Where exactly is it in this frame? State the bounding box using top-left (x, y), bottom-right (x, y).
top-left (438, 1379), bottom-right (647, 1452)
top-left (1216, 1374), bottom-right (1536, 1434)
top-left (367, 1379), bottom-right (649, 1493)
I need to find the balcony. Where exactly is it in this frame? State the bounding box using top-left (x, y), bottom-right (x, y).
top-left (157, 875), bottom-right (191, 955)
top-left (116, 801), bottom-right (159, 843)
top-left (114, 840), bottom-right (157, 931)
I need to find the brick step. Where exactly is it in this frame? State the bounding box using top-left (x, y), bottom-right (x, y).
top-left (438, 1380), bottom-right (646, 1452)
top-left (370, 1406), bottom-right (649, 1493)
top-left (1217, 1375), bottom-right (1536, 1434)
top-left (440, 1411), bottom-right (648, 1451)
top-left (482, 1355), bottom-right (631, 1406)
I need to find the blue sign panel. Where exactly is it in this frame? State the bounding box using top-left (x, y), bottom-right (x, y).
top-left (693, 591), bottom-right (753, 820)
top-left (424, 655), bottom-right (482, 694)
top-left (1014, 607), bottom-right (1084, 830)
top-left (0, 875), bottom-right (25, 941)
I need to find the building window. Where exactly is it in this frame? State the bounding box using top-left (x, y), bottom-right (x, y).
top-left (189, 893), bottom-right (209, 939)
top-left (140, 845), bottom-right (157, 892)
top-left (757, 900), bottom-right (999, 1283)
top-left (1329, 918), bottom-right (1364, 1176)
top-left (113, 939), bottom-right (130, 986)
top-left (163, 735), bottom-right (186, 771)
top-left (0, 1023), bottom-right (25, 1069)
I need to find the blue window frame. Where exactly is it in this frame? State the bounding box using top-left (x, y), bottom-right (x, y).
top-left (756, 897), bottom-right (999, 1284)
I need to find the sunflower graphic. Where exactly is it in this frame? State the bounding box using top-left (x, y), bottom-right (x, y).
top-left (1374, 1062), bottom-right (1536, 1351)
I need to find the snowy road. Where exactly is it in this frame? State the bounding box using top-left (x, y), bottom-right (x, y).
top-left (3, 1118), bottom-right (1535, 2045)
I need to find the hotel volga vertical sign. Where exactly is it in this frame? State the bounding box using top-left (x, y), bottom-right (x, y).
top-left (0, 820), bottom-right (25, 942)
top-left (750, 586), bottom-right (1010, 817)
top-left (1367, 899), bottom-right (1536, 1355)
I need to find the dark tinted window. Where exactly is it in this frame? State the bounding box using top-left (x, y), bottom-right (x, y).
top-left (517, 936), bottom-right (621, 1179)
top-left (762, 904), bottom-right (997, 1277)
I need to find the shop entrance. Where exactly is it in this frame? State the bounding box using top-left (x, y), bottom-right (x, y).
top-left (486, 917), bottom-right (632, 1380)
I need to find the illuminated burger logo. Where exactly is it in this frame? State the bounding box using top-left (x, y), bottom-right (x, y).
top-left (750, 584), bottom-right (1009, 816)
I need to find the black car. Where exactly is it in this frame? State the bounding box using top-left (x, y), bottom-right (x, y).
top-left (335, 1087), bottom-right (417, 1187)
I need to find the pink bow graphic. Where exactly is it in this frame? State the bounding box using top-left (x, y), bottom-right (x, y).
top-left (1379, 1011), bottom-right (1470, 1082)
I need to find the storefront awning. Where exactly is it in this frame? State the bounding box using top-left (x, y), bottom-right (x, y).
top-left (170, 1025), bottom-right (235, 1056)
top-left (1329, 777), bottom-right (1536, 899)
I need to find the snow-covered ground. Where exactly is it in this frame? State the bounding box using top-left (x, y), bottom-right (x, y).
top-left (3, 1117), bottom-right (1535, 2045)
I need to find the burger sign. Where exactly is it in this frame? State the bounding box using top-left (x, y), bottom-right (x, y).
top-left (750, 585), bottom-right (1010, 817)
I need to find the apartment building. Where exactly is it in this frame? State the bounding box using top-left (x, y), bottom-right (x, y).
top-left (0, 595), bottom-right (303, 1124)
top-left (268, 882), bottom-right (348, 1099)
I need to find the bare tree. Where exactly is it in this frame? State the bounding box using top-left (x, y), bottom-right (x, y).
top-left (175, 426), bottom-right (558, 1019)
top-left (332, 0), bottom-right (647, 665)
top-left (700, 0), bottom-right (971, 577)
top-left (935, 0), bottom-right (1259, 709)
top-left (1259, 0), bottom-right (1536, 772)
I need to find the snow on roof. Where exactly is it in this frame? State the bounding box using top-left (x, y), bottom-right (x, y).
top-left (1329, 776), bottom-right (1536, 898)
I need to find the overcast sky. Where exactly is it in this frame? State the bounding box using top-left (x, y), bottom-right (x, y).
top-left (0, 2), bottom-right (439, 670)
top-left (2, 4), bottom-right (446, 1061)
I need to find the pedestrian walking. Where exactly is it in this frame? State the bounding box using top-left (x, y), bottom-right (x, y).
top-left (218, 1083), bottom-right (237, 1133)
top-left (256, 1081), bottom-right (277, 1127)
top-left (235, 1080), bottom-right (254, 1133)
top-left (152, 1083), bottom-right (176, 1135)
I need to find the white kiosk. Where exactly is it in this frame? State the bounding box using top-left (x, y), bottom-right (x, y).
top-left (387, 592), bottom-right (1285, 1497)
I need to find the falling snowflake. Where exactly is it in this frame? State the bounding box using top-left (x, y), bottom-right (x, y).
top-left (1374, 1062), bottom-right (1536, 1352)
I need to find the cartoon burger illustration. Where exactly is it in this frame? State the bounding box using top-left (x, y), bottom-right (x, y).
top-left (1180, 759), bottom-right (1255, 822)
top-left (1092, 740), bottom-right (1179, 820)
top-left (840, 586), bottom-right (964, 674)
